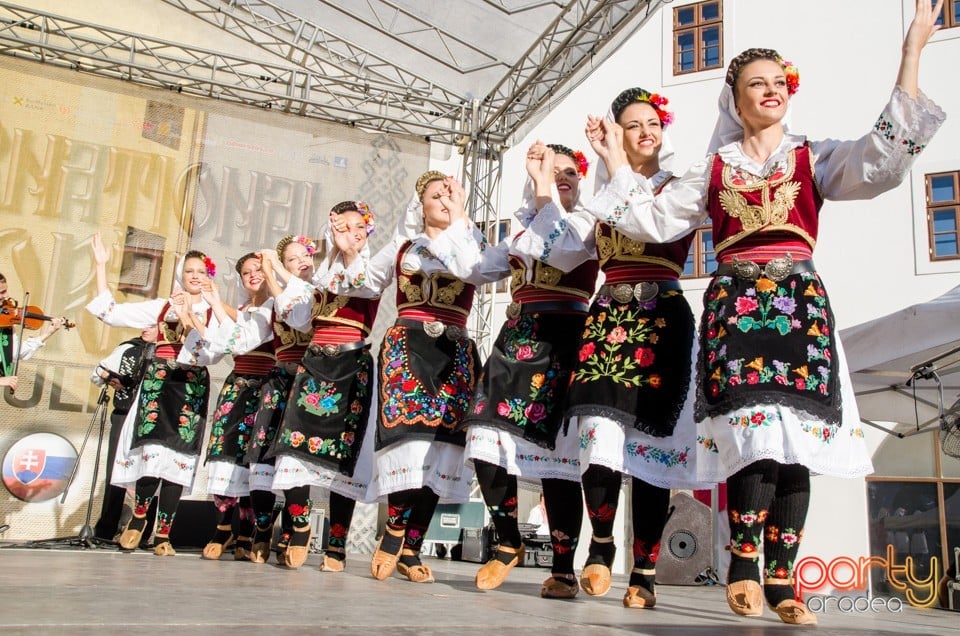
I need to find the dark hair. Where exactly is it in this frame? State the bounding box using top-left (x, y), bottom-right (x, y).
top-left (547, 143), bottom-right (577, 165)
top-left (234, 252), bottom-right (259, 274)
top-left (184, 249), bottom-right (207, 262)
top-left (0, 272), bottom-right (5, 283)
top-left (612, 87), bottom-right (652, 122)
top-left (331, 201), bottom-right (359, 215)
top-left (726, 48), bottom-right (784, 88)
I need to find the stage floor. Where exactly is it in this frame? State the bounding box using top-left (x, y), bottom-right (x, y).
top-left (0, 546), bottom-right (953, 635)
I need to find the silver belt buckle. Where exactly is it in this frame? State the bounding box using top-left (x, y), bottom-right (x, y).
top-left (445, 325), bottom-right (466, 340)
top-left (319, 343), bottom-right (340, 356)
top-left (423, 321), bottom-right (445, 338)
top-left (761, 254), bottom-right (794, 282)
top-left (505, 302), bottom-right (521, 319)
top-left (610, 283), bottom-right (634, 304)
top-left (731, 258), bottom-right (762, 281)
top-left (634, 282), bottom-right (660, 303)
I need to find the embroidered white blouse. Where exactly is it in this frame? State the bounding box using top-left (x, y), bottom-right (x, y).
top-left (585, 87), bottom-right (946, 244)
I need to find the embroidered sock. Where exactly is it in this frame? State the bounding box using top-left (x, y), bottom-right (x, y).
top-left (726, 460), bottom-right (777, 584)
top-left (629, 478), bottom-right (670, 589)
top-left (476, 460), bottom-right (522, 551)
top-left (249, 489), bottom-right (277, 529)
top-left (763, 463), bottom-right (810, 607)
top-left (581, 465), bottom-right (620, 567)
top-left (326, 492), bottom-right (356, 560)
top-left (542, 478), bottom-right (583, 576)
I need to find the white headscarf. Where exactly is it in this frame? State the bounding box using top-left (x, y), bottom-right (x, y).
top-left (707, 83), bottom-right (794, 154)
top-left (593, 100), bottom-right (677, 192)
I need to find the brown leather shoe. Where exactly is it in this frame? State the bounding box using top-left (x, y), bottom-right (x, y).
top-left (153, 541), bottom-right (176, 556)
top-left (541, 574), bottom-right (579, 599)
top-left (580, 563), bottom-right (613, 597)
top-left (283, 526), bottom-right (312, 569)
top-left (248, 525), bottom-right (273, 564)
top-left (771, 599), bottom-right (818, 625)
top-left (233, 536), bottom-right (252, 561)
top-left (726, 580), bottom-right (763, 617)
top-left (201, 525), bottom-right (234, 560)
top-left (397, 551), bottom-right (435, 584)
top-left (319, 554), bottom-right (345, 572)
top-left (623, 585), bottom-right (656, 608)
top-left (118, 514), bottom-right (148, 551)
top-left (370, 529), bottom-right (404, 580)
top-left (475, 544), bottom-right (525, 590)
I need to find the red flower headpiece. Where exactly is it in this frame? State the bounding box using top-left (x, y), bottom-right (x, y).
top-left (637, 92), bottom-right (674, 127)
top-left (203, 256), bottom-right (216, 278)
top-left (781, 60), bottom-right (800, 95)
top-left (572, 150), bottom-right (589, 177)
top-left (354, 201), bottom-right (376, 236)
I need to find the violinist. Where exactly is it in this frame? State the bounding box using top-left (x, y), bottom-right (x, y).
top-left (0, 271), bottom-right (67, 390)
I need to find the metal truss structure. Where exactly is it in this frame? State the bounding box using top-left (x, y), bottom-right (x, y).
top-left (0, 0), bottom-right (659, 353)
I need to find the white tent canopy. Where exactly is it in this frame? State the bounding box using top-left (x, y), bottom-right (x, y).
top-left (841, 284), bottom-right (960, 437)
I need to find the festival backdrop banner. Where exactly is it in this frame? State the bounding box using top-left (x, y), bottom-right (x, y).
top-left (0, 55), bottom-right (426, 540)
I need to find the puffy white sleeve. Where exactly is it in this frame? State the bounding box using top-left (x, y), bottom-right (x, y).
top-left (515, 202), bottom-right (596, 272)
top-left (85, 290), bottom-right (168, 329)
top-left (356, 238), bottom-right (401, 296)
top-left (16, 334), bottom-right (44, 361)
top-left (315, 248), bottom-right (375, 296)
top-left (204, 299), bottom-right (275, 355)
top-left (275, 278), bottom-right (316, 332)
top-left (427, 219), bottom-right (509, 284)
top-left (177, 306), bottom-right (223, 367)
top-left (583, 163), bottom-right (709, 244)
top-left (812, 87), bottom-right (946, 201)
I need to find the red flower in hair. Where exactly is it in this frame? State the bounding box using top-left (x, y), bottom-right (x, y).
top-left (782, 60), bottom-right (800, 95)
top-left (202, 256), bottom-right (216, 278)
top-left (572, 150), bottom-right (589, 177)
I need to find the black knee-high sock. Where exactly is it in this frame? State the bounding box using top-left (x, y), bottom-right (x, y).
top-left (249, 489), bottom-right (277, 530)
top-left (399, 487), bottom-right (439, 567)
top-left (727, 459), bottom-right (779, 585)
top-left (763, 463), bottom-right (810, 606)
top-left (212, 495), bottom-right (236, 523)
top-left (284, 485), bottom-right (312, 547)
top-left (132, 477), bottom-right (160, 534)
top-left (629, 478), bottom-right (670, 589)
top-left (154, 480), bottom-right (183, 542)
top-left (475, 460), bottom-right (522, 555)
top-left (542, 478), bottom-right (582, 577)
top-left (236, 495), bottom-right (254, 539)
top-left (326, 492), bottom-right (356, 560)
top-left (383, 489), bottom-right (418, 555)
top-left (581, 464), bottom-right (620, 567)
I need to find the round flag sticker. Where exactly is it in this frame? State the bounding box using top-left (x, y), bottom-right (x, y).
top-left (2, 432), bottom-right (78, 502)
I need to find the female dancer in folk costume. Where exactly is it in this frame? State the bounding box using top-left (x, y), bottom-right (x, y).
top-left (436, 143), bottom-right (597, 598)
top-left (555, 88), bottom-right (706, 608)
top-left (583, 2), bottom-right (946, 623)
top-left (86, 233), bottom-right (219, 555)
top-left (363, 172), bottom-right (488, 584)
top-left (243, 234), bottom-right (319, 563)
top-left (197, 253), bottom-right (275, 560)
top-left (267, 201), bottom-right (381, 570)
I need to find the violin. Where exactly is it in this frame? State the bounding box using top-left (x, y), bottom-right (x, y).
top-left (0, 298), bottom-right (75, 330)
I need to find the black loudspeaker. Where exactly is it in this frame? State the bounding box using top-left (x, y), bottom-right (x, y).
top-left (656, 492), bottom-right (714, 585)
top-left (459, 526), bottom-right (494, 563)
top-left (169, 499), bottom-right (219, 549)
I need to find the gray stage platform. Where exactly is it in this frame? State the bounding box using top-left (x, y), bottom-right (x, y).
top-left (0, 547), bottom-right (954, 635)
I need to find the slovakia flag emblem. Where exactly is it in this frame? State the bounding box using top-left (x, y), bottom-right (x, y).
top-left (13, 448), bottom-right (46, 484)
top-left (2, 432), bottom-right (77, 502)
